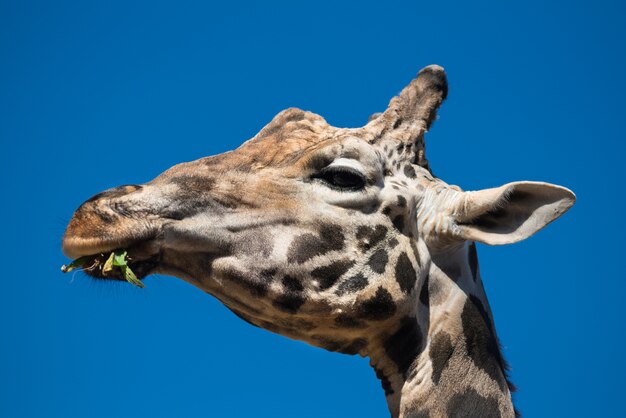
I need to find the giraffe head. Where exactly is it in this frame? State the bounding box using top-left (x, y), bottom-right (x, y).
top-left (62, 66), bottom-right (574, 411)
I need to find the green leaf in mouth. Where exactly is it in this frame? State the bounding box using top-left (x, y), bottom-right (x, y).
top-left (60, 256), bottom-right (92, 273)
top-left (122, 264), bottom-right (144, 288)
top-left (61, 249), bottom-right (145, 288)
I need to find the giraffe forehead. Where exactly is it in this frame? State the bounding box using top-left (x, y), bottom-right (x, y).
top-left (200, 101), bottom-right (392, 173)
top-left (226, 108), bottom-right (336, 168)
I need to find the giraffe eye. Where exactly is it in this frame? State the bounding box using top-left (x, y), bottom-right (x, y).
top-left (312, 166), bottom-right (366, 191)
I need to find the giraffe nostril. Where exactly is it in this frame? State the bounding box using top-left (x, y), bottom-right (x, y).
top-left (83, 184), bottom-right (143, 205)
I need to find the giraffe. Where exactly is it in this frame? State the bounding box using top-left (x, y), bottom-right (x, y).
top-left (62, 65), bottom-right (575, 417)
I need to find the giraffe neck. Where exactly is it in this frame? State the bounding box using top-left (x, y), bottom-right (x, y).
top-left (368, 243), bottom-right (517, 418)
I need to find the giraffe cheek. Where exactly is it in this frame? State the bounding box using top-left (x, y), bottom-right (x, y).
top-left (233, 230), bottom-right (274, 258)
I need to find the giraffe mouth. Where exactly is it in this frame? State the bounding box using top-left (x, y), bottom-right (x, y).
top-left (61, 227), bottom-right (165, 283)
top-left (64, 241), bottom-right (162, 283)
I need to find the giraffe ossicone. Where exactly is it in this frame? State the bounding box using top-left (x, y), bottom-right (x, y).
top-left (62, 65), bottom-right (575, 418)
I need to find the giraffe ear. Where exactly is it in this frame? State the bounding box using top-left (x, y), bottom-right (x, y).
top-left (452, 181), bottom-right (576, 245)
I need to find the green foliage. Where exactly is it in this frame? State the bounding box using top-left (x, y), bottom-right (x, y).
top-left (61, 249), bottom-right (144, 288)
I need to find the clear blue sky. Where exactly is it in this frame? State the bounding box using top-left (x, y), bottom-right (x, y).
top-left (1, 1), bottom-right (624, 417)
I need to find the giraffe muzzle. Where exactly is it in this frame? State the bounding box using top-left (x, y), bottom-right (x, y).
top-left (61, 184), bottom-right (167, 277)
